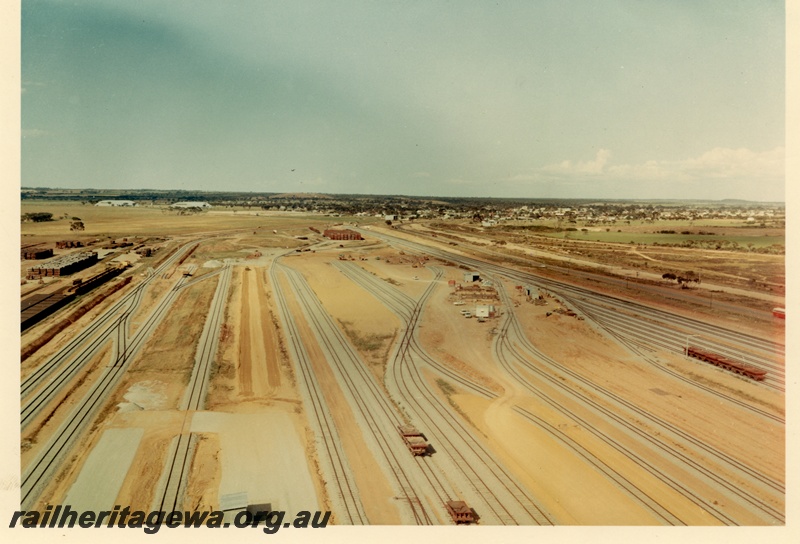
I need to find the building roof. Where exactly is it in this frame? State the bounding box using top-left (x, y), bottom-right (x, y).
top-left (96, 200), bottom-right (136, 206)
top-left (220, 492), bottom-right (248, 511)
top-left (171, 201), bottom-right (212, 208)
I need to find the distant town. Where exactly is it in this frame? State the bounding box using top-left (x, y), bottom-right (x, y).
top-left (21, 187), bottom-right (784, 226)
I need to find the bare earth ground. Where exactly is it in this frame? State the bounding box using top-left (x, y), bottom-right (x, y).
top-left (195, 258), bottom-right (328, 516)
top-left (25, 274), bottom-right (216, 509)
top-left (275, 268), bottom-right (401, 524)
top-left (393, 223), bottom-right (784, 338)
top-left (189, 411), bottom-right (318, 514)
top-left (21, 343), bottom-right (113, 466)
top-left (19, 209), bottom-right (785, 526)
top-left (409, 221), bottom-right (784, 296)
top-left (416, 273), bottom-right (783, 524)
top-left (284, 246), bottom-right (777, 524)
top-left (288, 250), bottom-right (402, 384)
top-left (20, 272), bottom-right (140, 373)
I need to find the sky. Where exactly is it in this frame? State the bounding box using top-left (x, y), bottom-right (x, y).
top-left (20, 1), bottom-right (786, 201)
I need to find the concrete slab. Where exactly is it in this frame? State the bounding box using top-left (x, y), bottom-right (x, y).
top-left (63, 427), bottom-right (145, 511)
top-left (191, 411), bottom-right (318, 514)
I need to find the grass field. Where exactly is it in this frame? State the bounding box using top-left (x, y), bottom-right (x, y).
top-left (541, 230), bottom-right (784, 249)
top-left (497, 218), bottom-right (784, 251)
top-left (432, 219), bottom-right (785, 295)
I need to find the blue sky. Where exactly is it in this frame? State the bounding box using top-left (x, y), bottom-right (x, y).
top-left (21, 1), bottom-right (785, 200)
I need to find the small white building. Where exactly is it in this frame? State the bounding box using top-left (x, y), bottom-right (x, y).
top-left (463, 272), bottom-right (480, 282)
top-left (475, 304), bottom-right (496, 318)
top-left (171, 201), bottom-right (212, 208)
top-left (96, 200), bottom-right (136, 206)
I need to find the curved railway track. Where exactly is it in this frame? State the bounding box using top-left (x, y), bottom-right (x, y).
top-left (492, 280), bottom-right (784, 525)
top-left (333, 261), bottom-right (553, 525)
top-left (21, 241), bottom-right (198, 423)
top-left (278, 262), bottom-right (435, 525)
top-left (556, 294), bottom-right (785, 392)
top-left (21, 272), bottom-right (192, 509)
top-left (21, 285), bottom-right (146, 429)
top-left (269, 261), bottom-right (368, 524)
top-left (333, 261), bottom-right (498, 399)
top-left (363, 228), bottom-right (783, 359)
top-left (361, 229), bottom-right (784, 420)
top-left (381, 227), bottom-right (784, 359)
top-left (354, 230), bottom-right (783, 524)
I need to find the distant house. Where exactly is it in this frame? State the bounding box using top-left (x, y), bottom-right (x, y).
top-left (96, 200), bottom-right (136, 207)
top-left (171, 201), bottom-right (212, 209)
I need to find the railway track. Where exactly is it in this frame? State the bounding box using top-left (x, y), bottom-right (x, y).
top-left (556, 294), bottom-right (785, 392)
top-left (386, 226), bottom-right (784, 357)
top-left (334, 260), bottom-right (552, 524)
top-left (154, 263), bottom-right (232, 513)
top-left (496, 267), bottom-right (782, 380)
top-left (494, 305), bottom-right (726, 524)
top-left (278, 262), bottom-right (436, 525)
top-left (355, 230), bottom-right (783, 524)
top-left (21, 272), bottom-right (192, 509)
top-left (392, 302), bottom-right (551, 524)
top-left (329, 265), bottom-right (466, 518)
top-left (511, 405), bottom-right (683, 525)
top-left (21, 286), bottom-right (144, 429)
top-left (333, 261), bottom-right (498, 399)
top-left (21, 242), bottom-right (198, 430)
top-left (363, 228), bottom-right (783, 359)
top-left (269, 262), bottom-right (367, 524)
top-left (362, 229), bottom-right (784, 419)
top-left (492, 280), bottom-right (784, 525)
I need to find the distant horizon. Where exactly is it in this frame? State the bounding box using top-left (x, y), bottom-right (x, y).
top-left (20, 186), bottom-right (786, 206)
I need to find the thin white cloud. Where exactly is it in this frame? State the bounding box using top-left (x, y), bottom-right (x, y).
top-left (675, 146), bottom-right (785, 180)
top-left (537, 147), bottom-right (784, 183)
top-left (543, 149), bottom-right (612, 176)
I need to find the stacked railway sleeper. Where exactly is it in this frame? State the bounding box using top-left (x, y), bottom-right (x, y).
top-left (21, 242), bottom-right (201, 509)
